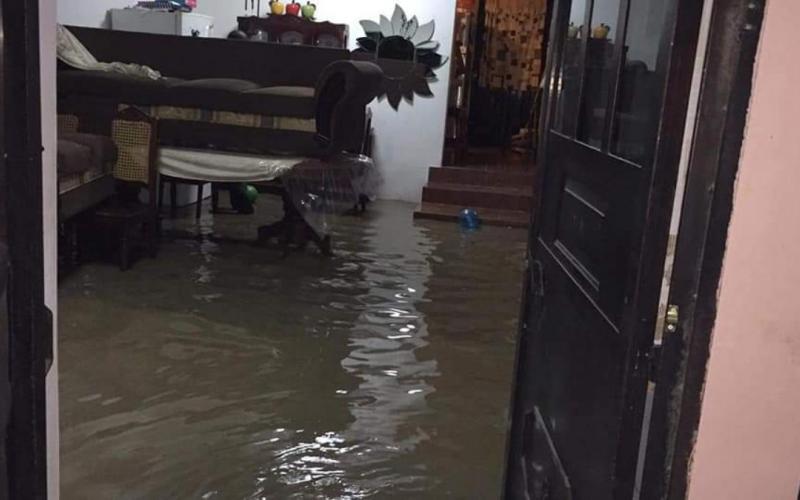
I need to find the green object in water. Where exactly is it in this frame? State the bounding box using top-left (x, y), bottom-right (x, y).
top-left (245, 185), bottom-right (258, 204)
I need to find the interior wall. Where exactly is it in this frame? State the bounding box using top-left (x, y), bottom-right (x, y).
top-left (326, 1), bottom-right (456, 202)
top-left (56, 0), bottom-right (457, 202)
top-left (687, 2), bottom-right (800, 499)
top-left (57, 0), bottom-right (135, 28)
top-left (40, 0), bottom-right (60, 497)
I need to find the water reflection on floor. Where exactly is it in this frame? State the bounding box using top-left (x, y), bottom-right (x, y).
top-left (59, 199), bottom-right (527, 499)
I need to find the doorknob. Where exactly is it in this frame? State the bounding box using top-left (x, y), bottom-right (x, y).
top-left (665, 305), bottom-right (679, 334)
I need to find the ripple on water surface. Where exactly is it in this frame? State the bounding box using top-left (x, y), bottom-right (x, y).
top-left (59, 200), bottom-right (527, 499)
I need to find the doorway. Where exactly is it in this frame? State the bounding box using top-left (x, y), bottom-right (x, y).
top-left (2, 0), bottom-right (768, 497)
top-left (445, 0), bottom-right (549, 167)
top-left (54, 4), bottom-right (528, 500)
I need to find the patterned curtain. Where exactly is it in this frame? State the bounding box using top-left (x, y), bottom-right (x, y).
top-left (479, 0), bottom-right (547, 92)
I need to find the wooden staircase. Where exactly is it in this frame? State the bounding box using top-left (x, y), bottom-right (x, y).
top-left (414, 166), bottom-right (535, 228)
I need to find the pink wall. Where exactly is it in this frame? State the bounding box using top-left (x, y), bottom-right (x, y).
top-left (687, 2), bottom-right (800, 499)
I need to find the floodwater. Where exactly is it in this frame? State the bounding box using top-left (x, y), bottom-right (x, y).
top-left (59, 199), bottom-right (527, 499)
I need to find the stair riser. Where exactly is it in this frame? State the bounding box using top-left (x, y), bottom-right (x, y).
top-left (428, 167), bottom-right (535, 188)
top-left (422, 187), bottom-right (533, 211)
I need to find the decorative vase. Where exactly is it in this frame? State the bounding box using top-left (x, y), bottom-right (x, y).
top-left (592, 23), bottom-right (610, 39)
top-left (301, 1), bottom-right (316, 20)
top-left (567, 22), bottom-right (579, 39)
top-left (286, 0), bottom-right (301, 16)
top-left (270, 0), bottom-right (285, 15)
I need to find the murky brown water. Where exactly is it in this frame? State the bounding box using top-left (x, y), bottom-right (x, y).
top-left (59, 199), bottom-right (527, 499)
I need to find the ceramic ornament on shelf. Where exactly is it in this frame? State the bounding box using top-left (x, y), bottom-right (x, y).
top-left (356, 4), bottom-right (449, 109)
top-left (286, 0), bottom-right (301, 16)
top-left (270, 0), bottom-right (285, 15)
top-left (592, 23), bottom-right (611, 39)
top-left (301, 2), bottom-right (316, 20)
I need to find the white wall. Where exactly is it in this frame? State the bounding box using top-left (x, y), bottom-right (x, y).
top-left (57, 0), bottom-right (262, 35)
top-left (56, 0), bottom-right (456, 202)
top-left (40, 0), bottom-right (60, 497)
top-left (324, 1), bottom-right (456, 202)
top-left (58, 0), bottom-right (135, 28)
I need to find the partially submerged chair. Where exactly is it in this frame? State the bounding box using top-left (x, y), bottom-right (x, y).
top-left (254, 60), bottom-right (384, 255)
top-left (92, 107), bottom-right (160, 269)
top-left (57, 114), bottom-right (119, 272)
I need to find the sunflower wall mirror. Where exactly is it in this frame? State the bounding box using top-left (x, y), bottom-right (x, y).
top-left (356, 5), bottom-right (449, 110)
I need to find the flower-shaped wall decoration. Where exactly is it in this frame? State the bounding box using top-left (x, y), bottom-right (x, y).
top-left (356, 5), bottom-right (449, 109)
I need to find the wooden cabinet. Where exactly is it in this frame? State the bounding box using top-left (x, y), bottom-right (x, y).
top-left (237, 16), bottom-right (348, 48)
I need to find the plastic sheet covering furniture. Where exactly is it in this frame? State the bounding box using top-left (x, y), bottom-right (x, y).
top-left (157, 147), bottom-right (304, 183)
top-left (156, 147), bottom-right (380, 250)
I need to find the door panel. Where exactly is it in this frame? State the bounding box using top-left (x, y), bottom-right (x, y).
top-left (577, 0), bottom-right (622, 146)
top-left (1, 0), bottom-right (9, 495)
top-left (552, 0), bottom-right (587, 135)
top-left (505, 0), bottom-right (702, 498)
top-left (0, 244), bottom-right (8, 499)
top-left (528, 243), bottom-right (628, 498)
top-left (541, 133), bottom-right (641, 327)
top-left (520, 407), bottom-right (573, 500)
top-left (610, 0), bottom-right (674, 165)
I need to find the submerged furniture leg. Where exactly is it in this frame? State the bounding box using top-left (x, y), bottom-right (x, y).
top-left (211, 184), bottom-right (220, 213)
top-left (195, 184), bottom-right (203, 220)
top-left (170, 181), bottom-right (177, 218)
top-left (257, 191), bottom-right (333, 256)
top-left (148, 214), bottom-right (158, 258)
top-left (158, 177), bottom-right (165, 213)
top-left (120, 222), bottom-right (131, 271)
top-left (257, 191), bottom-right (292, 242)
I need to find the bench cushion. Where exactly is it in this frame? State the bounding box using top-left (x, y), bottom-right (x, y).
top-left (57, 139), bottom-right (93, 176)
top-left (59, 70), bottom-right (316, 118)
top-left (58, 70), bottom-right (182, 103)
top-left (60, 132), bottom-right (118, 167)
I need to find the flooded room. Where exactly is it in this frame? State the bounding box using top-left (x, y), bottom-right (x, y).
top-left (51, 0), bottom-right (534, 497)
top-left (2, 0), bottom-right (798, 499)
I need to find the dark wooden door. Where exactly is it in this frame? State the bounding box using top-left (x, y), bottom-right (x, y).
top-left (1, 0), bottom-right (51, 497)
top-left (1, 0), bottom-right (10, 494)
top-left (504, 0), bottom-right (704, 498)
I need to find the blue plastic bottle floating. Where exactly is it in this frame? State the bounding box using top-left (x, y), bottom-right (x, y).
top-left (459, 208), bottom-right (481, 230)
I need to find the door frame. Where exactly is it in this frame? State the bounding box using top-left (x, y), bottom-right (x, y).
top-left (503, 0), bottom-right (767, 498)
top-left (641, 0), bottom-right (766, 498)
top-left (1, 0), bottom-right (51, 498)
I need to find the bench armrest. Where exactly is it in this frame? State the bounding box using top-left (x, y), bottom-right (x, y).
top-left (315, 60), bottom-right (384, 156)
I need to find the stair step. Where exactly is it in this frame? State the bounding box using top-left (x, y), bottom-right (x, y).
top-left (413, 202), bottom-right (529, 228)
top-left (422, 182), bottom-right (534, 211)
top-left (428, 166), bottom-right (535, 188)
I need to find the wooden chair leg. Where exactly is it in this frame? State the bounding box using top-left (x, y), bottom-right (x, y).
top-left (211, 184), bottom-right (220, 213)
top-left (158, 177), bottom-right (165, 213)
top-left (195, 184), bottom-right (203, 220)
top-left (170, 181), bottom-right (177, 218)
top-left (120, 223), bottom-right (131, 271)
top-left (148, 215), bottom-right (158, 258)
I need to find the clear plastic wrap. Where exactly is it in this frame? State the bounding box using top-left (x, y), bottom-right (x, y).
top-left (282, 153), bottom-right (382, 236)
